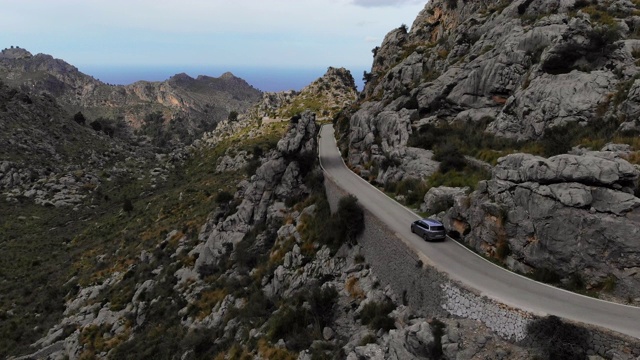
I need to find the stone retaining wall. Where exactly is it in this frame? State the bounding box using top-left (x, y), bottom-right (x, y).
top-left (324, 175), bottom-right (640, 357)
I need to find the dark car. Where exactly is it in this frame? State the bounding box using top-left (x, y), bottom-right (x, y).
top-left (411, 218), bottom-right (446, 242)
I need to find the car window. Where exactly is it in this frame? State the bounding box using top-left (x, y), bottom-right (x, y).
top-left (431, 225), bottom-right (444, 231)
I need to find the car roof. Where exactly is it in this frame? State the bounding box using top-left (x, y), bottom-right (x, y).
top-left (420, 218), bottom-right (443, 226)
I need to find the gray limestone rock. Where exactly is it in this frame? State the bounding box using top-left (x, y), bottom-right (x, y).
top-left (421, 186), bottom-right (470, 214)
top-left (448, 151), bottom-right (640, 298)
top-left (277, 111), bottom-right (318, 155)
top-left (494, 153), bottom-right (638, 190)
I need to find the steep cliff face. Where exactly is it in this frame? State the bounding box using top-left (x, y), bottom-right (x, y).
top-left (338, 0), bottom-right (640, 302)
top-left (345, 0), bottom-right (640, 173)
top-left (445, 150), bottom-right (640, 299)
top-left (0, 48), bottom-right (262, 142)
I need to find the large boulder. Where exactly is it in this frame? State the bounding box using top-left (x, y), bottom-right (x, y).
top-left (445, 151), bottom-right (640, 299)
top-left (494, 153), bottom-right (638, 192)
top-left (421, 186), bottom-right (470, 214)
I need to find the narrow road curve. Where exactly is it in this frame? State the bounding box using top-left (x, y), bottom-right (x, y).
top-left (318, 124), bottom-right (640, 339)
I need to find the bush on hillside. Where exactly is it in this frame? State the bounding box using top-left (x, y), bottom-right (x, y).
top-left (336, 195), bottom-right (365, 244)
top-left (265, 284), bottom-right (338, 352)
top-left (360, 299), bottom-right (396, 331)
top-left (73, 111), bottom-right (86, 125)
top-left (525, 316), bottom-right (589, 360)
top-left (215, 191), bottom-right (234, 204)
top-left (434, 143), bottom-right (466, 173)
top-left (228, 111), bottom-right (238, 122)
top-left (298, 194), bottom-right (365, 253)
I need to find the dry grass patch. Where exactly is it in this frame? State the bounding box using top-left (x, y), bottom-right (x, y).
top-left (346, 276), bottom-right (365, 299)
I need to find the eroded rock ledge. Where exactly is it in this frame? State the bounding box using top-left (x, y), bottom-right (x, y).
top-left (445, 151), bottom-right (640, 300)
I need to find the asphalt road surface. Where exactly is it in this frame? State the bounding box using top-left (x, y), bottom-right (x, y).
top-left (318, 124), bottom-right (640, 339)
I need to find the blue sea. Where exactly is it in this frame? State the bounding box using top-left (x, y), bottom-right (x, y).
top-left (78, 65), bottom-right (366, 92)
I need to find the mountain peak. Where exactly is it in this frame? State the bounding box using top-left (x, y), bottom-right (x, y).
top-left (0, 46), bottom-right (32, 59)
top-left (220, 71), bottom-right (237, 80)
top-left (171, 72), bottom-right (193, 80)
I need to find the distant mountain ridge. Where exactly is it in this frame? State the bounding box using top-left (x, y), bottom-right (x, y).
top-left (0, 47), bottom-right (262, 144)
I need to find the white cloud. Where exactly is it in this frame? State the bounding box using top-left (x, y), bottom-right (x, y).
top-left (0, 0), bottom-right (425, 69)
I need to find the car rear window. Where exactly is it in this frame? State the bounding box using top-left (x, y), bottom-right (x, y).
top-left (430, 225), bottom-right (444, 231)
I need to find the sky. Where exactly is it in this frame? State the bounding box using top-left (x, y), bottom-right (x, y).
top-left (0, 0), bottom-right (427, 91)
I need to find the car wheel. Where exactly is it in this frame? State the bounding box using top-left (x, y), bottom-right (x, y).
top-left (423, 233), bottom-right (429, 242)
top-left (411, 226), bottom-right (414, 234)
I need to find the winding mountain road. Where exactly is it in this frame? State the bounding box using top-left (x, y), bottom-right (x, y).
top-left (318, 124), bottom-right (640, 339)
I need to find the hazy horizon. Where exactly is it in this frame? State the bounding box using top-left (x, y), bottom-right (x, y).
top-left (2, 1), bottom-right (425, 88)
top-left (78, 64), bottom-right (367, 93)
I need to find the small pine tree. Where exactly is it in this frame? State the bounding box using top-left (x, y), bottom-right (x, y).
top-left (228, 111), bottom-right (238, 122)
top-left (73, 111), bottom-right (86, 125)
top-left (123, 198), bottom-right (133, 214)
top-left (336, 195), bottom-right (365, 243)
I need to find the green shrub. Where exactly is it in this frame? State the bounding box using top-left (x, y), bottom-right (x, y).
top-left (434, 143), bottom-right (466, 173)
top-left (123, 198), bottom-right (134, 214)
top-left (394, 178), bottom-right (428, 206)
top-left (336, 195), bottom-right (365, 244)
top-left (216, 190), bottom-right (234, 204)
top-left (587, 24), bottom-right (622, 49)
top-left (601, 274), bottom-right (617, 292)
top-left (564, 273), bottom-right (585, 292)
top-left (265, 284), bottom-right (338, 352)
top-left (308, 285), bottom-right (338, 328)
top-left (73, 111), bottom-right (86, 125)
top-left (428, 319), bottom-right (446, 358)
top-left (525, 316), bottom-right (589, 360)
top-left (360, 299), bottom-right (396, 331)
top-left (266, 306), bottom-right (311, 350)
top-left (531, 267), bottom-right (561, 284)
top-left (359, 334), bottom-right (378, 346)
top-left (244, 159), bottom-right (261, 176)
top-left (427, 168), bottom-right (490, 190)
top-left (573, 0), bottom-right (590, 9)
top-left (89, 120), bottom-right (102, 132)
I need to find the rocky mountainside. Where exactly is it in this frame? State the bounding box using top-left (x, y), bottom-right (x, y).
top-left (0, 47), bottom-right (262, 146)
top-left (257, 67), bottom-right (358, 122)
top-left (0, 78), bottom-right (159, 208)
top-left (336, 0), bottom-right (640, 303)
top-left (6, 1), bottom-right (640, 357)
top-left (1, 61), bottom-right (567, 360)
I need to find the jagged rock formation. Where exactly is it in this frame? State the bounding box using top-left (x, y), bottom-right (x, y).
top-left (0, 47), bottom-right (262, 145)
top-left (188, 111), bottom-right (319, 275)
top-left (259, 67), bottom-right (358, 122)
top-left (342, 0), bottom-right (640, 179)
top-left (337, 0), bottom-right (640, 303)
top-left (7, 1), bottom-right (640, 357)
top-left (444, 149), bottom-right (640, 299)
top-left (5, 64), bottom-right (637, 358)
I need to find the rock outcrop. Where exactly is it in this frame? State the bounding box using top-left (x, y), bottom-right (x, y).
top-left (260, 67), bottom-right (358, 122)
top-left (445, 149), bottom-right (640, 299)
top-left (189, 111), bottom-right (318, 277)
top-left (335, 0), bottom-right (640, 304)
top-left (340, 0), bottom-right (640, 181)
